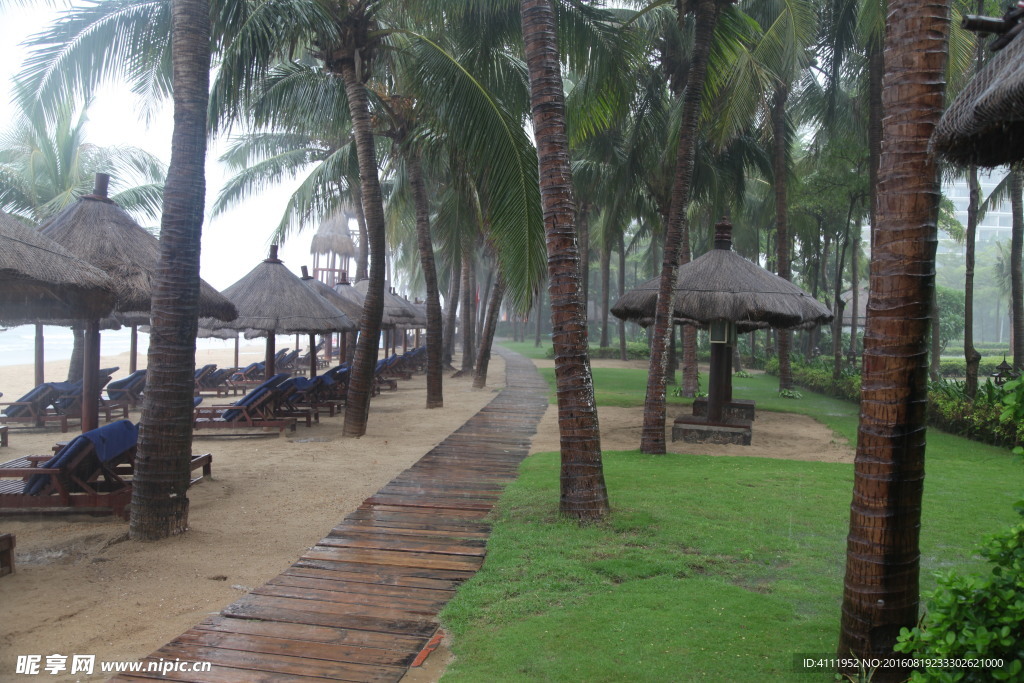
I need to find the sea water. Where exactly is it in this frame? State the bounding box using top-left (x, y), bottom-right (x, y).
top-left (0, 324), bottom-right (246, 367)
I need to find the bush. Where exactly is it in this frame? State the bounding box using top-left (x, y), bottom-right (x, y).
top-left (895, 501), bottom-right (1024, 682)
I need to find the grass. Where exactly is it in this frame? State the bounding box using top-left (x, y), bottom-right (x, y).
top-left (439, 359), bottom-right (1023, 681)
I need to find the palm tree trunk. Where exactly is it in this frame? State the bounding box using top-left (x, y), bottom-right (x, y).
top-left (641, 0), bottom-right (721, 453)
top-left (773, 83), bottom-right (794, 391)
top-left (534, 287), bottom-right (544, 347)
top-left (443, 257), bottom-right (460, 368)
top-left (353, 182), bottom-right (369, 282)
top-left (67, 326), bottom-right (84, 382)
top-left (1010, 171), bottom-right (1023, 370)
top-left (964, 166), bottom-right (982, 397)
top-left (473, 274), bottom-right (506, 389)
top-left (579, 203), bottom-right (590, 319)
top-left (600, 239), bottom-right (611, 348)
top-left (930, 287), bottom-right (941, 381)
top-left (521, 0), bottom-right (609, 520)
top-left (407, 150), bottom-right (443, 407)
top-left (130, 0), bottom-right (210, 540)
top-left (618, 234), bottom-right (628, 361)
top-left (849, 217), bottom-right (861, 358)
top-left (837, 0), bottom-right (949, 672)
top-left (460, 251), bottom-right (475, 372)
top-left (337, 56), bottom-right (386, 438)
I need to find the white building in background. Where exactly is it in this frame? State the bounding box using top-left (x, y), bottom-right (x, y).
top-left (941, 170), bottom-right (1013, 253)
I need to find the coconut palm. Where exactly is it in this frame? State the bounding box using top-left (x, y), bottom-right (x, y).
top-left (0, 98), bottom-right (165, 224)
top-left (837, 0), bottom-right (951, 674)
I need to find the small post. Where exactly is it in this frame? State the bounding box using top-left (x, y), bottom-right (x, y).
top-left (82, 320), bottom-right (101, 432)
top-left (34, 324), bottom-right (45, 387)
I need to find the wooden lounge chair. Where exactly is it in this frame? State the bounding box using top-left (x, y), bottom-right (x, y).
top-left (193, 375), bottom-right (296, 433)
top-left (272, 377), bottom-right (325, 423)
top-left (0, 420), bottom-right (212, 519)
top-left (0, 383), bottom-right (73, 432)
top-left (105, 369), bottom-right (147, 410)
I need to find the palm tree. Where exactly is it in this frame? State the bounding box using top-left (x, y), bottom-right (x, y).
top-left (130, 0), bottom-right (212, 540)
top-left (0, 99), bottom-right (165, 224)
top-left (837, 0), bottom-right (950, 674)
top-left (520, 0), bottom-right (609, 520)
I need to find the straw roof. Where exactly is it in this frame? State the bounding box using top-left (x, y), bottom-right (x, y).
top-left (612, 220), bottom-right (832, 331)
top-left (0, 210), bottom-right (117, 324)
top-left (220, 247), bottom-right (355, 334)
top-left (932, 33), bottom-right (1024, 166)
top-left (353, 280), bottom-right (416, 324)
top-left (310, 211), bottom-right (358, 258)
top-left (402, 300), bottom-right (428, 328)
top-left (298, 270), bottom-right (360, 329)
top-left (39, 181), bottom-right (237, 322)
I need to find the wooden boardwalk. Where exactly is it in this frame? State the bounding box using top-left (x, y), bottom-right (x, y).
top-left (113, 348), bottom-right (548, 682)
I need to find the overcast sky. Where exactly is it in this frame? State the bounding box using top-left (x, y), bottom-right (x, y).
top-left (0, 2), bottom-right (326, 292)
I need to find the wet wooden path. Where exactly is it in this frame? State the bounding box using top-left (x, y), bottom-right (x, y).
top-left (113, 348), bottom-right (548, 682)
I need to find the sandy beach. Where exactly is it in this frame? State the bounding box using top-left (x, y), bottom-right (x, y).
top-left (0, 347), bottom-right (851, 681)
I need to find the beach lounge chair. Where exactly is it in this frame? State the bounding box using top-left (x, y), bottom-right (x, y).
top-left (106, 369), bottom-right (147, 409)
top-left (196, 367), bottom-right (240, 396)
top-left (193, 374), bottom-right (296, 433)
top-left (272, 377), bottom-right (326, 423)
top-left (0, 383), bottom-right (70, 431)
top-left (0, 420), bottom-right (212, 519)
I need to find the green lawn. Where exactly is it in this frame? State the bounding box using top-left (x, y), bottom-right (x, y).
top-left (440, 357), bottom-right (1022, 681)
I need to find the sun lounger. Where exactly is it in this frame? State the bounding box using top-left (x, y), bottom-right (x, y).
top-left (272, 377), bottom-right (325, 423)
top-left (193, 375), bottom-right (296, 433)
top-left (0, 383), bottom-right (72, 431)
top-left (0, 420), bottom-right (212, 519)
top-left (106, 369), bottom-right (147, 410)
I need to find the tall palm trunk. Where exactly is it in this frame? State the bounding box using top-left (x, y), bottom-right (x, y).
top-left (964, 166), bottom-right (982, 397)
top-left (408, 150), bottom-right (443, 407)
top-left (773, 83), bottom-right (793, 390)
top-left (849, 217), bottom-right (861, 358)
top-left (599, 239), bottom-right (611, 348)
top-left (353, 183), bottom-right (369, 282)
top-left (443, 257), bottom-right (460, 368)
top-left (640, 0), bottom-right (721, 453)
top-left (460, 251), bottom-right (475, 372)
top-left (837, 0), bottom-right (949, 673)
top-left (1010, 171), bottom-right (1023, 370)
top-left (521, 0), bottom-right (609, 520)
top-left (336, 47), bottom-right (386, 438)
top-left (618, 234), bottom-right (628, 361)
top-left (130, 0), bottom-right (210, 540)
top-left (473, 273), bottom-right (506, 389)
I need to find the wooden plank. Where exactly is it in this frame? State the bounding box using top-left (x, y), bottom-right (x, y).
top-left (249, 584), bottom-right (443, 614)
top-left (111, 666), bottom-right (332, 683)
top-left (289, 559), bottom-right (469, 590)
top-left (301, 545), bottom-right (484, 572)
top-left (271, 573), bottom-right (455, 603)
top-left (144, 643), bottom-right (404, 682)
top-left (221, 599), bottom-right (436, 638)
top-left (194, 616), bottom-right (427, 653)
top-left (173, 630), bottom-right (414, 668)
top-left (316, 533), bottom-right (487, 557)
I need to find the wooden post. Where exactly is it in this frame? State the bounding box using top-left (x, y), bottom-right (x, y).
top-left (233, 335), bottom-right (239, 369)
top-left (82, 320), bottom-right (101, 432)
top-left (266, 334), bottom-right (276, 379)
top-left (309, 333), bottom-right (318, 377)
top-left (129, 325), bottom-right (138, 373)
top-left (34, 324), bottom-right (44, 387)
top-left (707, 342), bottom-right (727, 423)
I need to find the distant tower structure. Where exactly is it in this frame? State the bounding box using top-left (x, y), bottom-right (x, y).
top-left (311, 209), bottom-right (358, 285)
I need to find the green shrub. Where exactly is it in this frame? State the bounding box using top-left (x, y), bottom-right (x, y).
top-left (895, 501), bottom-right (1024, 682)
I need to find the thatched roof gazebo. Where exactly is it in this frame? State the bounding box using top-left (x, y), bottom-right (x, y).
top-left (310, 210), bottom-right (358, 285)
top-left (298, 266), bottom-right (358, 368)
top-left (613, 218), bottom-right (832, 443)
top-left (0, 210), bottom-right (116, 324)
top-left (932, 28), bottom-right (1024, 166)
top-left (221, 246), bottom-right (355, 377)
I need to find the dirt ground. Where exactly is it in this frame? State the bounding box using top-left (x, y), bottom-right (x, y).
top-left (0, 350), bottom-right (852, 681)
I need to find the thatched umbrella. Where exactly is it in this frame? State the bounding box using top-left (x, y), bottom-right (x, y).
top-left (299, 266), bottom-right (358, 370)
top-left (613, 218), bottom-right (831, 423)
top-left (36, 174), bottom-right (237, 431)
top-left (310, 210), bottom-right (358, 284)
top-left (352, 280), bottom-right (417, 355)
top-left (1, 210), bottom-right (117, 390)
top-left (221, 246), bottom-right (355, 377)
top-left (931, 29), bottom-right (1024, 166)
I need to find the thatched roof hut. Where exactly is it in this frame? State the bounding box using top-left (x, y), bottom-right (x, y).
top-left (932, 31), bottom-right (1024, 166)
top-left (0, 210), bottom-right (116, 324)
top-left (310, 211), bottom-right (358, 259)
top-left (353, 280), bottom-right (416, 324)
top-left (298, 267), bottom-right (359, 330)
top-left (223, 247), bottom-right (354, 334)
top-left (612, 220), bottom-right (832, 331)
top-left (39, 174), bottom-right (237, 322)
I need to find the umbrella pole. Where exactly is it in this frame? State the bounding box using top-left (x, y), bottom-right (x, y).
top-left (340, 333), bottom-right (347, 365)
top-left (309, 334), bottom-right (317, 377)
top-left (82, 320), bottom-right (100, 432)
top-left (266, 334), bottom-right (276, 378)
top-left (234, 336), bottom-right (239, 369)
top-left (129, 325), bottom-right (138, 374)
top-left (34, 324), bottom-right (45, 387)
top-left (707, 342), bottom-right (727, 423)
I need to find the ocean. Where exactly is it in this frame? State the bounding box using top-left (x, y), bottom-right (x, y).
top-left (0, 324), bottom-right (247, 367)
